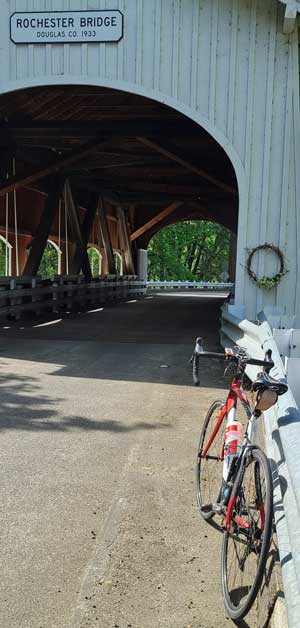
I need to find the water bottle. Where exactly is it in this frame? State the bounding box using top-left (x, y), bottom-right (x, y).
top-left (223, 420), bottom-right (243, 482)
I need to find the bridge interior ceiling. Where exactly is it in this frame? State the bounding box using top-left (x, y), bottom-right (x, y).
top-left (0, 85), bottom-right (238, 252)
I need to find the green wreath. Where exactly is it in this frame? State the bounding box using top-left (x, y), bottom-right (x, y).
top-left (246, 243), bottom-right (287, 290)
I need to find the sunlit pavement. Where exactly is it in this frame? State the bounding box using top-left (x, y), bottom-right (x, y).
top-left (0, 294), bottom-right (257, 628)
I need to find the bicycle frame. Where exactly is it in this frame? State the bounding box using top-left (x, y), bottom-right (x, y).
top-left (201, 376), bottom-right (261, 532)
top-left (201, 377), bottom-right (253, 462)
top-left (193, 342), bottom-right (284, 621)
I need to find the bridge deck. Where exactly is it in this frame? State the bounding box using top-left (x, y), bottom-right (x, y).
top-left (0, 294), bottom-right (256, 628)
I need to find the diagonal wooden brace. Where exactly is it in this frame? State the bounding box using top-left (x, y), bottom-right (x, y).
top-left (98, 197), bottom-right (116, 275)
top-left (65, 179), bottom-right (93, 280)
top-left (117, 207), bottom-right (135, 275)
top-left (23, 176), bottom-right (65, 276)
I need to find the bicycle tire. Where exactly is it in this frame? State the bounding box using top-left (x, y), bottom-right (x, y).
top-left (195, 400), bottom-right (226, 520)
top-left (221, 447), bottom-right (273, 621)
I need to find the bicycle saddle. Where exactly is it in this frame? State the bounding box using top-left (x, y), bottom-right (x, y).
top-left (252, 372), bottom-right (288, 396)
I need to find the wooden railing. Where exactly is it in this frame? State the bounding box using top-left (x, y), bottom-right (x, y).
top-left (0, 275), bottom-right (146, 319)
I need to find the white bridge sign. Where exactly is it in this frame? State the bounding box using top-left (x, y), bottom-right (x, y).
top-left (10, 11), bottom-right (123, 44)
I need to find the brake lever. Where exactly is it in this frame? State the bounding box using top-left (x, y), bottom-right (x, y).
top-left (189, 337), bottom-right (204, 364)
top-left (264, 348), bottom-right (273, 374)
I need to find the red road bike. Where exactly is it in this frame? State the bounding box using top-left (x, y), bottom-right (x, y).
top-left (191, 339), bottom-right (288, 620)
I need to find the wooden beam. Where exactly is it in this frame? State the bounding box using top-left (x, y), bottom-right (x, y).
top-left (72, 174), bottom-right (224, 206)
top-left (98, 197), bottom-right (116, 274)
top-left (23, 176), bottom-right (64, 276)
top-left (0, 137), bottom-right (110, 198)
top-left (75, 180), bottom-right (188, 203)
top-left (130, 202), bottom-right (183, 241)
top-left (139, 206), bottom-right (210, 245)
top-left (117, 208), bottom-right (135, 275)
top-left (154, 202), bottom-right (235, 233)
top-left (136, 137), bottom-right (237, 197)
top-left (129, 206), bottom-right (135, 231)
top-left (99, 180), bottom-right (207, 196)
top-left (70, 190), bottom-right (98, 279)
top-left (65, 180), bottom-right (92, 280)
top-left (69, 176), bottom-right (121, 206)
top-left (0, 130), bottom-right (15, 178)
top-left (83, 160), bottom-right (147, 171)
top-left (8, 119), bottom-right (200, 139)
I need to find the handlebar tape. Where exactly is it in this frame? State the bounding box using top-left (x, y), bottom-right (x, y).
top-left (195, 351), bottom-right (274, 369)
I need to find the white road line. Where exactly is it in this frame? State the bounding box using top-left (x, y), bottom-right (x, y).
top-left (70, 496), bottom-right (128, 628)
top-left (34, 318), bottom-right (62, 327)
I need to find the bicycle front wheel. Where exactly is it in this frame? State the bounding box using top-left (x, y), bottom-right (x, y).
top-left (221, 447), bottom-right (273, 621)
top-left (195, 400), bottom-right (226, 520)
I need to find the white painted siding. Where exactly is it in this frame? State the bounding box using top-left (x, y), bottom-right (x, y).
top-left (0, 0), bottom-right (298, 320)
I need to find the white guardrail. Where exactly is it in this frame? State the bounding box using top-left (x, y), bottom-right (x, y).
top-left (147, 281), bottom-right (234, 291)
top-left (221, 304), bottom-right (300, 627)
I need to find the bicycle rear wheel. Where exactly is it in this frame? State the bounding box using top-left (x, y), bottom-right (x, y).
top-left (221, 447), bottom-right (273, 620)
top-left (195, 400), bottom-right (226, 520)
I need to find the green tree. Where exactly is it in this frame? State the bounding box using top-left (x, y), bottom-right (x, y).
top-left (114, 252), bottom-right (123, 276)
top-left (0, 240), bottom-right (6, 275)
top-left (88, 247), bottom-right (101, 276)
top-left (39, 241), bottom-right (59, 276)
top-left (147, 221), bottom-right (231, 282)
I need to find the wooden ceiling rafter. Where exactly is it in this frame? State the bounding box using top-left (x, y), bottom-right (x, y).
top-left (75, 180), bottom-right (233, 209)
top-left (0, 136), bottom-right (114, 197)
top-left (130, 202), bottom-right (184, 241)
top-left (92, 179), bottom-right (207, 197)
top-left (143, 213), bottom-right (209, 246)
top-left (7, 121), bottom-right (201, 141)
top-left (0, 84), bottom-right (239, 236)
top-left (141, 204), bottom-right (235, 245)
top-left (136, 137), bottom-right (237, 197)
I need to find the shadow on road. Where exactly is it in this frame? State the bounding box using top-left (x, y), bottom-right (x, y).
top-left (0, 295), bottom-right (230, 389)
top-left (0, 372), bottom-right (169, 433)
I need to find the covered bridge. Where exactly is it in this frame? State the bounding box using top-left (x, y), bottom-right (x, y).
top-left (0, 0), bottom-right (299, 320)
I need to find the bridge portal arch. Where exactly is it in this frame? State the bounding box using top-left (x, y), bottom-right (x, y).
top-left (1, 74), bottom-right (246, 197)
top-left (0, 82), bottom-right (240, 281)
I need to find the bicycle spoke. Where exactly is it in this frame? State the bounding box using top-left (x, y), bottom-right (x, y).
top-left (196, 402), bottom-right (225, 514)
top-left (222, 448), bottom-right (272, 619)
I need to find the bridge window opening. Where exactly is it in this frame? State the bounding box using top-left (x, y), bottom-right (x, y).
top-left (38, 239), bottom-right (62, 276)
top-left (0, 235), bottom-right (12, 276)
top-left (114, 251), bottom-right (123, 276)
top-left (147, 221), bottom-right (232, 283)
top-left (87, 247), bottom-right (102, 276)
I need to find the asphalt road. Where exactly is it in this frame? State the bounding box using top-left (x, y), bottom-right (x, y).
top-left (0, 293), bottom-right (257, 628)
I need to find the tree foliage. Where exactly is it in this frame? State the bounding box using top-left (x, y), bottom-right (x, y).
top-left (88, 247), bottom-right (101, 276)
top-left (147, 221), bottom-right (231, 282)
top-left (39, 241), bottom-right (59, 276)
top-left (114, 252), bottom-right (123, 275)
top-left (0, 240), bottom-right (6, 275)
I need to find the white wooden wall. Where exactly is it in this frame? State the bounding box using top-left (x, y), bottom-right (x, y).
top-left (0, 0), bottom-right (299, 321)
